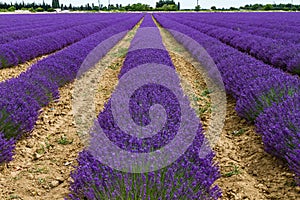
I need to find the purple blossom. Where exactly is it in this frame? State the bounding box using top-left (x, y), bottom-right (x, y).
top-left (0, 14), bottom-right (143, 164)
top-left (68, 14), bottom-right (221, 200)
top-left (256, 94), bottom-right (300, 185)
top-left (154, 12), bottom-right (300, 186)
top-left (0, 131), bottom-right (15, 163)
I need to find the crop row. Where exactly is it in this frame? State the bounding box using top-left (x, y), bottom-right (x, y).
top-left (0, 14), bottom-right (102, 33)
top-left (68, 15), bottom-right (221, 200)
top-left (164, 14), bottom-right (300, 74)
top-left (0, 15), bottom-right (132, 69)
top-left (154, 14), bottom-right (300, 185)
top-left (0, 15), bottom-right (118, 45)
top-left (193, 12), bottom-right (300, 34)
top-left (177, 13), bottom-right (300, 44)
top-left (0, 14), bottom-right (142, 164)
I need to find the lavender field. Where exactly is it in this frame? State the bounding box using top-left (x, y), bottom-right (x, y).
top-left (0, 12), bottom-right (299, 199)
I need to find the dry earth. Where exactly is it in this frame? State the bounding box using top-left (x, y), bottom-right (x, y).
top-left (0, 21), bottom-right (141, 200)
top-left (0, 18), bottom-right (299, 200)
top-left (157, 20), bottom-right (300, 200)
top-left (0, 54), bottom-right (49, 82)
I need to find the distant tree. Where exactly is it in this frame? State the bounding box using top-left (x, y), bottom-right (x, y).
top-left (52, 0), bottom-right (59, 8)
top-left (178, 2), bottom-right (180, 10)
top-left (69, 4), bottom-right (72, 10)
top-left (195, 5), bottom-right (200, 11)
top-left (229, 7), bottom-right (239, 10)
top-left (8, 6), bottom-right (16, 11)
top-left (93, 6), bottom-right (99, 11)
top-left (211, 6), bottom-right (216, 10)
top-left (162, 4), bottom-right (177, 11)
top-left (47, 7), bottom-right (55, 12)
top-left (42, 0), bottom-right (45, 10)
top-left (36, 7), bottom-right (44, 12)
top-left (156, 0), bottom-right (176, 8)
top-left (264, 4), bottom-right (273, 10)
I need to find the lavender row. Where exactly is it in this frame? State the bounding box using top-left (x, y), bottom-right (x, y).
top-left (188, 12), bottom-right (300, 34)
top-left (154, 14), bottom-right (300, 185)
top-left (0, 15), bottom-right (130, 69)
top-left (0, 14), bottom-right (142, 164)
top-left (175, 13), bottom-right (300, 44)
top-left (163, 14), bottom-right (300, 74)
top-left (0, 14), bottom-right (101, 33)
top-left (0, 16), bottom-right (112, 45)
top-left (68, 15), bottom-right (221, 200)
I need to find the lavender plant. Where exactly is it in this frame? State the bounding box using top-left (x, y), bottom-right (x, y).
top-left (68, 15), bottom-right (221, 200)
top-left (0, 131), bottom-right (15, 163)
top-left (256, 94), bottom-right (300, 185)
top-left (154, 13), bottom-right (300, 185)
top-left (0, 14), bottom-right (143, 164)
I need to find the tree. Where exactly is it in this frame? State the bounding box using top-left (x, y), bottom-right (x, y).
top-left (211, 6), bottom-right (216, 10)
top-left (36, 7), bottom-right (44, 12)
top-left (52, 0), bottom-right (59, 8)
top-left (156, 0), bottom-right (176, 8)
top-left (195, 5), bottom-right (200, 11)
top-left (264, 4), bottom-right (273, 10)
top-left (8, 6), bottom-right (16, 12)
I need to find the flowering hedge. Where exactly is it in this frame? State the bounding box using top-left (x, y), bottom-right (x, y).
top-left (0, 14), bottom-right (114, 45)
top-left (169, 13), bottom-right (300, 43)
top-left (164, 13), bottom-right (300, 74)
top-left (68, 15), bottom-right (221, 200)
top-left (256, 94), bottom-right (300, 185)
top-left (0, 14), bottom-right (131, 69)
top-left (0, 14), bottom-right (142, 164)
top-left (0, 131), bottom-right (15, 164)
top-left (154, 13), bottom-right (300, 185)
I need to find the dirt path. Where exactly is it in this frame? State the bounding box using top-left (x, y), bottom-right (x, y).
top-left (157, 19), bottom-right (300, 200)
top-left (0, 54), bottom-right (50, 82)
top-left (0, 21), bottom-right (142, 200)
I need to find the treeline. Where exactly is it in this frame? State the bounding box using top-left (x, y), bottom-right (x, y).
top-left (240, 3), bottom-right (300, 11)
top-left (0, 1), bottom-right (52, 12)
top-left (208, 3), bottom-right (300, 11)
top-left (0, 1), bottom-right (299, 12)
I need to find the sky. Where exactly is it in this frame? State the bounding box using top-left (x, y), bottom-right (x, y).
top-left (8, 0), bottom-right (299, 9)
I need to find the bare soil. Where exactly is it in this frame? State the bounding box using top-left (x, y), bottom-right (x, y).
top-left (0, 55), bottom-right (50, 82)
top-left (0, 19), bottom-right (299, 200)
top-left (0, 21), bottom-right (141, 200)
top-left (158, 21), bottom-right (300, 200)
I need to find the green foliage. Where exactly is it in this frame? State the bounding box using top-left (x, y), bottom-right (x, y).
top-left (162, 4), bottom-right (177, 11)
top-left (156, 0), bottom-right (176, 8)
top-left (29, 7), bottom-right (36, 12)
top-left (223, 164), bottom-right (240, 177)
top-left (47, 7), bottom-right (55, 12)
top-left (8, 6), bottom-right (16, 12)
top-left (264, 4), bottom-right (273, 10)
top-left (36, 7), bottom-right (44, 12)
top-left (57, 135), bottom-right (73, 145)
top-left (195, 5), bottom-right (201, 11)
top-left (52, 0), bottom-right (60, 8)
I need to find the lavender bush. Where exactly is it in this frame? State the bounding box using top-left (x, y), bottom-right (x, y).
top-left (68, 15), bottom-right (221, 199)
top-left (236, 74), bottom-right (300, 122)
top-left (0, 14), bottom-right (142, 164)
top-left (0, 15), bottom-right (130, 68)
top-left (163, 13), bottom-right (300, 74)
top-left (256, 94), bottom-right (300, 185)
top-left (154, 13), bottom-right (300, 185)
top-left (0, 131), bottom-right (15, 163)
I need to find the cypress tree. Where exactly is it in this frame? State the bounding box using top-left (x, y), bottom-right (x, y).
top-left (52, 0), bottom-right (59, 8)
